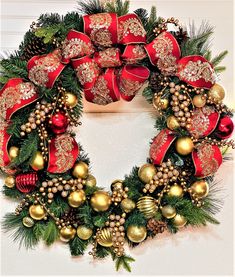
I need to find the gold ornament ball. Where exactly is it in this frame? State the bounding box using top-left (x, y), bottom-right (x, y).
top-left (137, 196), bottom-right (157, 219)
top-left (127, 225), bottom-right (147, 243)
top-left (161, 205), bottom-right (177, 219)
top-left (175, 137), bottom-right (194, 156)
top-left (168, 184), bottom-right (184, 197)
top-left (90, 191), bottom-right (111, 212)
top-left (68, 190), bottom-right (86, 208)
top-left (208, 83), bottom-right (225, 102)
top-left (8, 146), bottom-right (19, 160)
top-left (29, 204), bottom-right (46, 220)
top-left (97, 228), bottom-right (113, 247)
top-left (138, 164), bottom-right (157, 183)
top-left (153, 96), bottom-right (169, 110)
top-left (121, 198), bottom-right (136, 213)
top-left (65, 92), bottom-right (78, 108)
top-left (60, 226), bottom-right (76, 242)
top-left (193, 94), bottom-right (206, 108)
top-left (190, 180), bottom-right (209, 198)
top-left (85, 175), bottom-right (97, 187)
top-left (77, 226), bottom-right (93, 240)
top-left (72, 161), bottom-right (89, 179)
top-left (22, 216), bottom-right (35, 228)
top-left (167, 115), bottom-right (180, 130)
top-left (173, 214), bottom-right (187, 228)
top-left (30, 151), bottom-right (44, 171)
top-left (4, 176), bottom-right (15, 188)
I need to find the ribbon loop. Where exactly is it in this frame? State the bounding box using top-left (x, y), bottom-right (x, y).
top-left (94, 48), bottom-right (122, 68)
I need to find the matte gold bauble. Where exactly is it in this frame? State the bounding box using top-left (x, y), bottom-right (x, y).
top-left (60, 226), bottom-right (76, 242)
top-left (29, 204), bottom-right (46, 220)
top-left (72, 161), bottom-right (89, 179)
top-left (68, 190), bottom-right (86, 208)
top-left (64, 92), bottom-right (78, 108)
top-left (30, 151), bottom-right (44, 170)
top-left (90, 191), bottom-right (111, 212)
top-left (161, 205), bottom-right (176, 219)
top-left (22, 216), bottom-right (35, 228)
top-left (190, 180), bottom-right (209, 198)
top-left (173, 214), bottom-right (187, 228)
top-left (138, 164), bottom-right (157, 183)
top-left (8, 146), bottom-right (19, 160)
top-left (153, 96), bottom-right (169, 110)
top-left (77, 226), bottom-right (93, 240)
top-left (168, 184), bottom-right (184, 197)
top-left (127, 225), bottom-right (147, 243)
top-left (121, 198), bottom-right (136, 213)
top-left (97, 228), bottom-right (113, 247)
top-left (111, 179), bottom-right (123, 191)
top-left (85, 175), bottom-right (97, 187)
top-left (208, 83), bottom-right (225, 102)
top-left (167, 115), bottom-right (180, 130)
top-left (137, 196), bottom-right (157, 219)
top-left (192, 94), bottom-right (206, 108)
top-left (175, 137), bottom-right (194, 156)
top-left (4, 176), bottom-right (15, 188)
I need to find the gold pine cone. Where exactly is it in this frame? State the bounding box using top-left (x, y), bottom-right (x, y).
top-left (137, 196), bottom-right (157, 219)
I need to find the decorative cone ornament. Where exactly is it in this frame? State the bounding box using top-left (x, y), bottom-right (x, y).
top-left (15, 172), bottom-right (38, 193)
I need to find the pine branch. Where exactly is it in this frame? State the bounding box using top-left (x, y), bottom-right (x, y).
top-left (69, 236), bottom-right (90, 256)
top-left (49, 196), bottom-right (70, 217)
top-left (124, 210), bottom-right (147, 229)
top-left (106, 0), bottom-right (130, 16)
top-left (2, 186), bottom-right (23, 199)
top-left (214, 66), bottom-right (226, 73)
top-left (37, 13), bottom-right (62, 27)
top-left (211, 50), bottom-right (228, 67)
top-left (43, 220), bottom-right (59, 246)
top-left (95, 245), bottom-right (111, 258)
top-left (77, 0), bottom-right (105, 15)
top-left (77, 203), bottom-right (94, 228)
top-left (93, 212), bottom-right (109, 228)
top-left (115, 255), bottom-right (135, 272)
top-left (0, 57), bottom-right (28, 79)
top-left (142, 86), bottom-right (154, 104)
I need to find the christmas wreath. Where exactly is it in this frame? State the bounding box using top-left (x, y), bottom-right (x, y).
top-left (1, 0), bottom-right (234, 272)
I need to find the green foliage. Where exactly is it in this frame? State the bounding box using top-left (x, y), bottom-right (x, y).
top-left (106, 0), bottom-right (130, 16)
top-left (35, 25), bottom-right (61, 44)
top-left (77, 203), bottom-right (94, 228)
top-left (124, 210), bottom-right (147, 229)
top-left (77, 0), bottom-right (105, 14)
top-left (93, 212), bottom-right (109, 228)
top-left (33, 222), bottom-right (46, 240)
top-left (211, 50), bottom-right (228, 67)
top-left (43, 220), bottom-right (59, 246)
top-left (154, 115), bottom-right (167, 130)
top-left (142, 86), bottom-right (154, 104)
top-left (49, 196), bottom-right (70, 217)
top-left (95, 245), bottom-right (111, 258)
top-left (115, 255), bottom-right (135, 272)
top-left (2, 186), bottom-right (23, 199)
top-left (37, 13), bottom-right (62, 27)
top-left (0, 56), bottom-right (28, 80)
top-left (69, 236), bottom-right (89, 256)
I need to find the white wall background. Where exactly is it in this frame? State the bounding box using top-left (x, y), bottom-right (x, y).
top-left (0, 0), bottom-right (234, 276)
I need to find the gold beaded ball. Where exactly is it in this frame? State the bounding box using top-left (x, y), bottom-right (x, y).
top-left (29, 204), bottom-right (46, 220)
top-left (30, 151), bottom-right (45, 171)
top-left (72, 161), bottom-right (89, 179)
top-left (168, 184), bottom-right (184, 197)
top-left (64, 92), bottom-right (78, 108)
top-left (208, 83), bottom-right (225, 102)
top-left (90, 191), bottom-right (112, 212)
top-left (175, 137), bottom-right (194, 156)
top-left (138, 164), bottom-right (157, 183)
top-left (190, 180), bottom-right (209, 198)
top-left (192, 94), bottom-right (206, 108)
top-left (8, 146), bottom-right (19, 160)
top-left (77, 225), bottom-right (93, 240)
top-left (85, 175), bottom-right (97, 187)
top-left (127, 225), bottom-right (147, 243)
top-left (167, 115), bottom-right (180, 130)
top-left (153, 96), bottom-right (169, 110)
top-left (68, 190), bottom-right (86, 208)
top-left (4, 176), bottom-right (15, 188)
top-left (121, 198), bottom-right (136, 213)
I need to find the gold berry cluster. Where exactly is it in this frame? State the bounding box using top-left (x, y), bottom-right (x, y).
top-left (111, 180), bottom-right (129, 205)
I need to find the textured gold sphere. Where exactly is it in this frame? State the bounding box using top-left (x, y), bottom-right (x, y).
top-left (190, 180), bottom-right (209, 198)
top-left (29, 205), bottom-right (46, 220)
top-left (30, 151), bottom-right (44, 171)
top-left (68, 190), bottom-right (86, 208)
top-left (175, 137), bottom-right (194, 156)
top-left (137, 196), bottom-right (157, 219)
top-left (173, 214), bottom-right (187, 228)
top-left (85, 175), bottom-right (97, 187)
top-left (168, 184), bottom-right (184, 197)
top-left (8, 146), bottom-right (19, 160)
top-left (77, 226), bottom-right (93, 240)
top-left (72, 161), bottom-right (89, 179)
top-left (90, 191), bottom-right (112, 212)
top-left (121, 198), bottom-right (136, 213)
top-left (153, 96), bottom-right (169, 110)
top-left (138, 164), bottom-right (157, 183)
top-left (167, 115), bottom-right (180, 130)
top-left (127, 225), bottom-right (147, 243)
top-left (161, 205), bottom-right (177, 219)
top-left (97, 228), bottom-right (113, 247)
top-left (60, 226), bottom-right (76, 242)
top-left (4, 176), bottom-right (15, 188)
top-left (192, 94), bottom-right (206, 108)
top-left (208, 83), bottom-right (225, 102)
top-left (111, 179), bottom-right (123, 191)
top-left (65, 92), bottom-right (78, 108)
top-left (22, 216), bottom-right (35, 228)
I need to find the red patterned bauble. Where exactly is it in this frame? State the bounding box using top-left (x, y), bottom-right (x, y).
top-left (216, 116), bottom-right (234, 139)
top-left (15, 172), bottom-right (38, 193)
top-left (50, 112), bottom-right (69, 134)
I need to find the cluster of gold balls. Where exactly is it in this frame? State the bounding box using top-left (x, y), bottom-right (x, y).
top-left (111, 180), bottom-right (129, 205)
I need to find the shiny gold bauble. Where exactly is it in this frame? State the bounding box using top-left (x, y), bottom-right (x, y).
top-left (173, 214), bottom-right (187, 228)
top-left (175, 137), bottom-right (194, 156)
top-left (137, 196), bottom-right (157, 219)
top-left (127, 225), bottom-right (147, 243)
top-left (121, 198), bottom-right (136, 213)
top-left (29, 205), bottom-right (46, 220)
top-left (72, 161), bottom-right (89, 179)
top-left (111, 179), bottom-right (123, 191)
top-left (190, 180), bottom-right (209, 198)
top-left (208, 83), bottom-right (225, 102)
top-left (68, 190), bottom-right (86, 208)
top-left (192, 94), bottom-right (206, 108)
top-left (153, 96), bottom-right (169, 110)
top-left (97, 228), bottom-right (113, 247)
top-left (30, 151), bottom-right (44, 170)
top-left (138, 164), bottom-right (157, 183)
top-left (22, 216), bottom-right (35, 228)
top-left (168, 184), bottom-right (184, 197)
top-left (77, 226), bottom-right (93, 240)
top-left (85, 175), bottom-right (97, 187)
top-left (64, 92), bottom-right (78, 108)
top-left (161, 205), bottom-right (177, 219)
top-left (167, 115), bottom-right (180, 130)
top-left (90, 191), bottom-right (112, 212)
top-left (60, 226), bottom-right (76, 242)
top-left (8, 146), bottom-right (19, 160)
top-left (4, 176), bottom-right (15, 188)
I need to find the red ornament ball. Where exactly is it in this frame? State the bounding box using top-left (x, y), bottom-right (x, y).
top-left (16, 172), bottom-right (38, 193)
top-left (50, 112), bottom-right (69, 134)
top-left (216, 116), bottom-right (234, 139)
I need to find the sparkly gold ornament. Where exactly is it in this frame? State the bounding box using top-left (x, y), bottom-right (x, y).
top-left (175, 137), bottom-right (194, 156)
top-left (4, 176), bottom-right (15, 188)
top-left (60, 226), bottom-right (76, 242)
top-left (121, 198), bottom-right (136, 213)
top-left (167, 115), bottom-right (180, 130)
top-left (90, 191), bottom-right (111, 212)
top-left (153, 96), bottom-right (169, 110)
top-left (127, 225), bottom-right (147, 243)
top-left (65, 92), bottom-right (78, 108)
top-left (168, 184), bottom-right (184, 197)
top-left (208, 83), bottom-right (225, 102)
top-left (138, 164), bottom-right (157, 183)
top-left (96, 228), bottom-right (113, 247)
top-left (22, 216), bottom-right (35, 228)
top-left (29, 204), bottom-right (46, 220)
top-left (8, 146), bottom-right (19, 160)
top-left (193, 94), bottom-right (206, 108)
top-left (85, 175), bottom-right (97, 187)
top-left (111, 179), bottom-right (123, 191)
top-left (190, 180), bottom-right (209, 198)
top-left (68, 190), bottom-right (86, 208)
top-left (72, 161), bottom-right (89, 179)
top-left (161, 205), bottom-right (176, 219)
top-left (173, 214), bottom-right (187, 228)
top-left (77, 226), bottom-right (93, 240)
top-left (137, 196), bottom-right (157, 219)
top-left (30, 151), bottom-right (44, 170)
